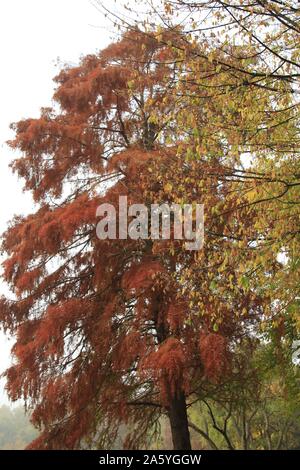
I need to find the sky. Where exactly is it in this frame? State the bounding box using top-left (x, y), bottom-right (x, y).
top-left (0, 0), bottom-right (113, 405)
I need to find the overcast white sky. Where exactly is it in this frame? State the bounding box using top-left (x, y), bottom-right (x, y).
top-left (0, 0), bottom-right (114, 405)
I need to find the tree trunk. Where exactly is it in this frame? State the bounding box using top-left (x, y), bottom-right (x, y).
top-left (168, 390), bottom-right (192, 450)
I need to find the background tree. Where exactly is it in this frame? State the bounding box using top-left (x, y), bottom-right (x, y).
top-left (187, 338), bottom-right (300, 450)
top-left (0, 405), bottom-right (37, 450)
top-left (120, 0), bottom-right (300, 348)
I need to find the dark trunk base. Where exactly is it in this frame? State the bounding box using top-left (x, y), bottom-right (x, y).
top-left (168, 391), bottom-right (191, 450)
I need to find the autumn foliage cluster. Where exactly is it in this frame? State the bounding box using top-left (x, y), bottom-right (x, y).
top-left (0, 1), bottom-right (299, 450)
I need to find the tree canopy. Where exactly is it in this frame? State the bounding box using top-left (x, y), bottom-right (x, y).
top-left (0, 1), bottom-right (299, 450)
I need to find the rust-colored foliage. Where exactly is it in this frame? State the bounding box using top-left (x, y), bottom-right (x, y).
top-left (199, 333), bottom-right (230, 383)
top-left (0, 30), bottom-right (265, 449)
